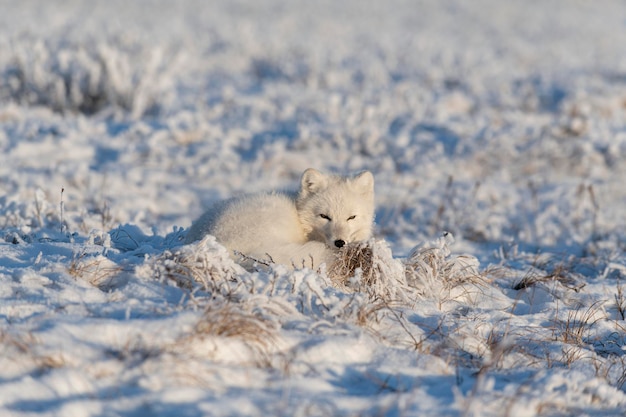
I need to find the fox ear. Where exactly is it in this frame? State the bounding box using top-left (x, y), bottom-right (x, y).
top-left (300, 168), bottom-right (328, 196)
top-left (352, 171), bottom-right (374, 194)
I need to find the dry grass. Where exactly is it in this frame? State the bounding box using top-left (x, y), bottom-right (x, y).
top-left (141, 232), bottom-right (626, 396)
top-left (5, 37), bottom-right (168, 116)
top-left (353, 296), bottom-right (390, 327)
top-left (333, 241), bottom-right (400, 290)
top-left (181, 300), bottom-right (278, 368)
top-left (513, 260), bottom-right (585, 293)
top-left (327, 241), bottom-right (375, 287)
top-left (68, 251), bottom-right (123, 290)
top-left (195, 302), bottom-right (274, 341)
top-left (615, 280), bottom-right (626, 320)
top-left (556, 302), bottom-right (605, 346)
top-left (404, 240), bottom-right (487, 306)
top-left (409, 250), bottom-right (485, 289)
top-left (0, 329), bottom-right (36, 354)
top-left (143, 236), bottom-right (240, 293)
top-left (0, 329), bottom-right (67, 373)
top-left (35, 353), bottom-right (68, 372)
top-left (468, 335), bottom-right (517, 400)
top-left (105, 336), bottom-right (163, 367)
top-left (78, 197), bottom-right (117, 234)
top-left (328, 239), bottom-right (410, 300)
top-left (599, 355), bottom-right (626, 390)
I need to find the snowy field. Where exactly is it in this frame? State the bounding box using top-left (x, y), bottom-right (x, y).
top-left (1, 0), bottom-right (626, 415)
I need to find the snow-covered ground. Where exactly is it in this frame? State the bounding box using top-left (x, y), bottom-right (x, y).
top-left (1, 0), bottom-right (626, 415)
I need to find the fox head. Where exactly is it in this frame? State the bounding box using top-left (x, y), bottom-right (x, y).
top-left (296, 168), bottom-right (375, 249)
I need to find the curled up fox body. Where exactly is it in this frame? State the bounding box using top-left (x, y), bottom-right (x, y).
top-left (185, 168), bottom-right (375, 269)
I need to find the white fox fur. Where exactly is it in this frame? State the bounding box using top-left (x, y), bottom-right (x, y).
top-left (185, 168), bottom-right (375, 269)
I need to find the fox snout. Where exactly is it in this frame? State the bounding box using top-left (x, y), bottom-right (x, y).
top-left (328, 225), bottom-right (350, 249)
top-left (323, 221), bottom-right (369, 250)
top-left (326, 220), bottom-right (365, 249)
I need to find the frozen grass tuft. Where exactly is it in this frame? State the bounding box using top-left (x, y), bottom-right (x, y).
top-left (554, 301), bottom-right (605, 347)
top-left (1, 36), bottom-right (175, 117)
top-left (68, 252), bottom-right (123, 290)
top-left (328, 238), bottom-right (410, 302)
top-left (139, 235), bottom-right (243, 293)
top-left (194, 301), bottom-right (276, 342)
top-left (513, 256), bottom-right (586, 293)
top-left (191, 300), bottom-right (278, 367)
top-left (327, 233), bottom-right (485, 306)
top-left (404, 232), bottom-right (485, 300)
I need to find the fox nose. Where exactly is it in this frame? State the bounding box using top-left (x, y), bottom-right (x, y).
top-left (334, 239), bottom-right (345, 248)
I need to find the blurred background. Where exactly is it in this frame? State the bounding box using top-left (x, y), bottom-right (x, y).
top-left (1, 0), bottom-right (625, 259)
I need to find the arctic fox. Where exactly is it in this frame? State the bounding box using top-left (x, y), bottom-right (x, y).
top-left (185, 168), bottom-right (375, 269)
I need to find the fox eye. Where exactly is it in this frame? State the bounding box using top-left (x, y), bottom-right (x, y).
top-left (320, 214), bottom-right (332, 221)
top-left (347, 215), bottom-right (356, 221)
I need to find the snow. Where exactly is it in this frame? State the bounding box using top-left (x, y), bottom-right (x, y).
top-left (1, 0), bottom-right (626, 415)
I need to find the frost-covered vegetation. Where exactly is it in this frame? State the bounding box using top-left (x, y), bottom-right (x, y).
top-left (1, 1), bottom-right (626, 416)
